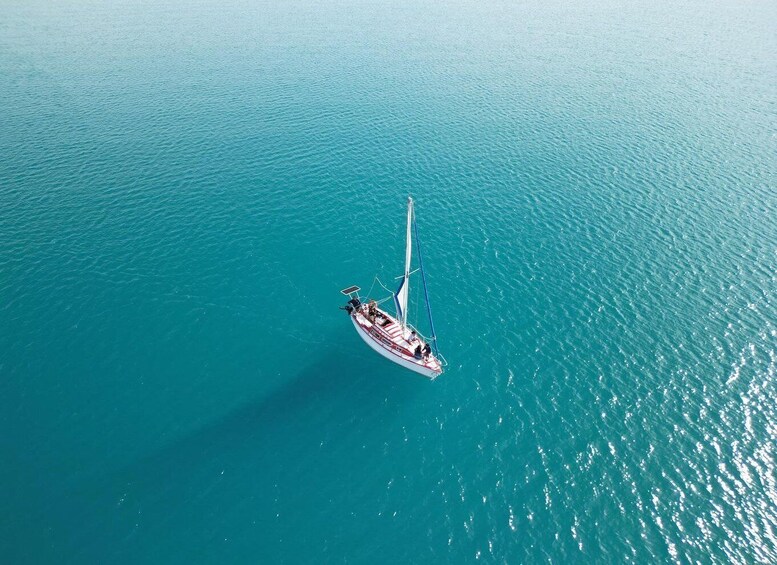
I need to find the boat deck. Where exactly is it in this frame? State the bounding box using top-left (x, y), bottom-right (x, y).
top-left (351, 304), bottom-right (442, 376)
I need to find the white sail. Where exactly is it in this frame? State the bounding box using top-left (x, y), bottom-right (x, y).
top-left (394, 197), bottom-right (413, 327)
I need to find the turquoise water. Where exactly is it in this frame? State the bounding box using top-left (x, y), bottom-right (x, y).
top-left (2, 0), bottom-right (776, 562)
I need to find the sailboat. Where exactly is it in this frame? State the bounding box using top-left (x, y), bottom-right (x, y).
top-left (341, 197), bottom-right (445, 379)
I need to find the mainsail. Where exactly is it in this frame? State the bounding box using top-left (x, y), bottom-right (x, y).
top-left (393, 197), bottom-right (413, 327)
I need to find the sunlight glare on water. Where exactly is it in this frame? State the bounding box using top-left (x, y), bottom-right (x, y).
top-left (1, 0), bottom-right (776, 562)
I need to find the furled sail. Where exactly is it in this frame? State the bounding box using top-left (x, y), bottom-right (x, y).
top-left (394, 197), bottom-right (414, 327)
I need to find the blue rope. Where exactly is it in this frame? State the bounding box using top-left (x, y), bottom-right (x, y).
top-left (413, 216), bottom-right (439, 356)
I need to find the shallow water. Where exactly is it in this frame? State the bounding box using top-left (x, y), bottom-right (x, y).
top-left (2, 0), bottom-right (776, 562)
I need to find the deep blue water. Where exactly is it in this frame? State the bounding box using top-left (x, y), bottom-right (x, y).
top-left (2, 0), bottom-right (776, 562)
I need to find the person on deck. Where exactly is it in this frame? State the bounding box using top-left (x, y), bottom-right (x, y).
top-left (414, 344), bottom-right (423, 359)
top-left (422, 344), bottom-right (432, 359)
top-left (367, 300), bottom-right (378, 321)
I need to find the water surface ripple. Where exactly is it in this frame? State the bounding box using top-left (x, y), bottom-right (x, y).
top-left (1, 0), bottom-right (776, 563)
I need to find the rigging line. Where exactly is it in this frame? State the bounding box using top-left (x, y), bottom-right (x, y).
top-left (394, 268), bottom-right (420, 279)
top-left (365, 276), bottom-right (377, 299)
top-left (368, 276), bottom-right (394, 304)
top-left (413, 215), bottom-right (439, 357)
top-left (375, 276), bottom-right (395, 296)
top-left (413, 280), bottom-right (420, 327)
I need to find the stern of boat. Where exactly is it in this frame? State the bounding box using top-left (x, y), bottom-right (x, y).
top-left (340, 285), bottom-right (362, 315)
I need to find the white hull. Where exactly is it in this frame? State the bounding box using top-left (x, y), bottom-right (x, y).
top-left (350, 314), bottom-right (440, 379)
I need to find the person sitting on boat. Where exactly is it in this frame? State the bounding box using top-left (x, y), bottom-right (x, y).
top-left (414, 344), bottom-right (423, 359)
top-left (422, 343), bottom-right (432, 359)
top-left (409, 330), bottom-right (417, 343)
top-left (367, 300), bottom-right (378, 321)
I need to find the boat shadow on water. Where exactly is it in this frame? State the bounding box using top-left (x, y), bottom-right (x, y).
top-left (61, 347), bottom-right (422, 560)
top-left (128, 348), bottom-right (417, 481)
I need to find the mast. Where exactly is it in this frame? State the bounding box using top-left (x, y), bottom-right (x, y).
top-left (402, 197), bottom-right (413, 327)
top-left (394, 197), bottom-right (413, 327)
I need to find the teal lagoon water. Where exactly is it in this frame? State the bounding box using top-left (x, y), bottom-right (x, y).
top-left (2, 0), bottom-right (776, 562)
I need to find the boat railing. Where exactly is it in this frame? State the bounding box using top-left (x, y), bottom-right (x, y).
top-left (405, 322), bottom-right (447, 367)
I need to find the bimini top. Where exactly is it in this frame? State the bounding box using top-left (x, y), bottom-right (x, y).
top-left (340, 285), bottom-right (360, 295)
